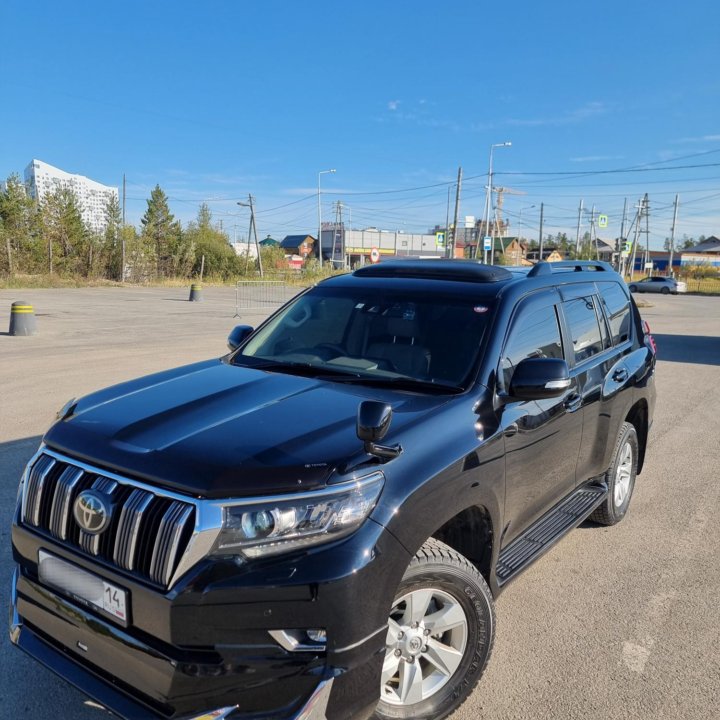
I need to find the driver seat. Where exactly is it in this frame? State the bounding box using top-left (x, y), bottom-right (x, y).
top-left (367, 316), bottom-right (430, 377)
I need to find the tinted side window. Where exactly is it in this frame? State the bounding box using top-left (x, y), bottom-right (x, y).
top-left (501, 304), bottom-right (563, 388)
top-left (599, 283), bottom-right (631, 346)
top-left (563, 296), bottom-right (604, 363)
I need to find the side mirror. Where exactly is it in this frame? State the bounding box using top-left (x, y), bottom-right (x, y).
top-left (509, 357), bottom-right (571, 400)
top-left (357, 401), bottom-right (402, 460)
top-left (227, 325), bottom-right (254, 351)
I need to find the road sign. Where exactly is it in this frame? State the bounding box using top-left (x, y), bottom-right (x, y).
top-left (483, 236), bottom-right (492, 250)
top-left (598, 214), bottom-right (608, 229)
top-left (435, 231), bottom-right (445, 248)
top-left (644, 262), bottom-right (653, 270)
top-left (370, 247), bottom-right (380, 264)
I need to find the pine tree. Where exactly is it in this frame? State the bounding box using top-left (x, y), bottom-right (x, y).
top-left (0, 174), bottom-right (38, 275)
top-left (140, 185), bottom-right (184, 277)
top-left (41, 187), bottom-right (88, 275)
top-left (103, 194), bottom-right (123, 279)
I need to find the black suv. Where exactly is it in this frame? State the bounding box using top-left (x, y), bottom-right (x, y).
top-left (10, 259), bottom-right (656, 720)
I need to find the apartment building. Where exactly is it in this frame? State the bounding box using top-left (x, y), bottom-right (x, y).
top-left (24, 159), bottom-right (118, 232)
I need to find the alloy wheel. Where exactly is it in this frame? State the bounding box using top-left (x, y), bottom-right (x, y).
top-left (381, 588), bottom-right (468, 706)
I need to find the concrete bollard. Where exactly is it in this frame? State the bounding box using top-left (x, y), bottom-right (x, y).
top-left (189, 284), bottom-right (203, 302)
top-left (9, 300), bottom-right (37, 336)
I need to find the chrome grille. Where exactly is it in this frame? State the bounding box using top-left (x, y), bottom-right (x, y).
top-left (21, 452), bottom-right (196, 588)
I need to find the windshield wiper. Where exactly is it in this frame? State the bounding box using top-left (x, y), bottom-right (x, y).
top-left (237, 360), bottom-right (364, 379)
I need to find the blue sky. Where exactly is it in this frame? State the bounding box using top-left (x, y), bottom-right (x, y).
top-left (2, 0), bottom-right (720, 249)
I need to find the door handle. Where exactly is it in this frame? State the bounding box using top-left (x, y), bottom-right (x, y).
top-left (612, 368), bottom-right (629, 383)
top-left (564, 393), bottom-right (582, 412)
top-left (503, 423), bottom-right (519, 437)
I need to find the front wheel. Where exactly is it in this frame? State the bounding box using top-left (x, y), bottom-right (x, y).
top-left (374, 539), bottom-right (495, 720)
top-left (590, 421), bottom-right (638, 526)
top-left (629, 284), bottom-right (638, 293)
top-left (661, 286), bottom-right (670, 295)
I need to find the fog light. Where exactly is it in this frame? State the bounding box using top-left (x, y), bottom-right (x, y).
top-left (307, 628), bottom-right (327, 643)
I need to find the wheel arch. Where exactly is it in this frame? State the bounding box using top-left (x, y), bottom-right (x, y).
top-left (625, 399), bottom-right (649, 473)
top-left (430, 505), bottom-right (494, 587)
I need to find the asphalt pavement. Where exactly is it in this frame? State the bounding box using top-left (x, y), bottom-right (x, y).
top-left (1, 286), bottom-right (718, 719)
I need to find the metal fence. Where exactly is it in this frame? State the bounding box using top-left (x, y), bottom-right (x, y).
top-left (234, 280), bottom-right (308, 317)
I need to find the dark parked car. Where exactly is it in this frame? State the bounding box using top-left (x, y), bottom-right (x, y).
top-left (629, 276), bottom-right (686, 294)
top-left (10, 260), bottom-right (656, 720)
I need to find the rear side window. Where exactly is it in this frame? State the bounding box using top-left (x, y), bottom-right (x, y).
top-left (501, 304), bottom-right (563, 388)
top-left (599, 283), bottom-right (631, 346)
top-left (563, 296), bottom-right (604, 363)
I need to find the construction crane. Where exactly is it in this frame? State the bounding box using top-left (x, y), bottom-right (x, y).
top-left (491, 187), bottom-right (527, 242)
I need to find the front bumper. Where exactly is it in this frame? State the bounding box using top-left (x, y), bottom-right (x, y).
top-left (10, 513), bottom-right (410, 720)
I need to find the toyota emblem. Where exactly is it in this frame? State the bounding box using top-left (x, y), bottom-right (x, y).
top-left (73, 490), bottom-right (112, 535)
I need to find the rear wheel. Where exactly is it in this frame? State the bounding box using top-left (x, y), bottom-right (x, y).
top-left (590, 422), bottom-right (638, 526)
top-left (629, 284), bottom-right (638, 293)
top-left (374, 539), bottom-right (495, 720)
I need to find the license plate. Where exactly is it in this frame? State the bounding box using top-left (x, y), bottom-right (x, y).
top-left (38, 550), bottom-right (129, 626)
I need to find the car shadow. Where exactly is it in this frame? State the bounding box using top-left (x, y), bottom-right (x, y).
top-left (653, 334), bottom-right (720, 366)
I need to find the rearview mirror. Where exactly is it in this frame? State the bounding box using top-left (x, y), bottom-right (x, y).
top-left (227, 325), bottom-right (254, 351)
top-left (509, 358), bottom-right (571, 400)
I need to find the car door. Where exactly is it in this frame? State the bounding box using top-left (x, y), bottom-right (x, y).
top-left (497, 290), bottom-right (584, 546)
top-left (557, 283), bottom-right (630, 484)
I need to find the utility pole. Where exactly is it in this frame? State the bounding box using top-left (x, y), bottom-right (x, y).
top-left (629, 197), bottom-right (643, 280)
top-left (643, 193), bottom-right (651, 272)
top-left (589, 204), bottom-right (598, 260)
top-left (317, 169), bottom-right (336, 269)
top-left (332, 200), bottom-right (345, 268)
top-left (237, 195), bottom-right (263, 278)
top-left (575, 198), bottom-right (584, 255)
top-left (450, 166), bottom-right (462, 260)
top-left (668, 194), bottom-right (679, 276)
top-left (444, 185), bottom-right (452, 259)
top-left (620, 197), bottom-right (628, 241)
top-left (121, 173), bottom-right (126, 283)
top-left (538, 202), bottom-right (545, 256)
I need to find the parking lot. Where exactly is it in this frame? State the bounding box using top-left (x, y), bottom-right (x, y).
top-left (1, 286), bottom-right (719, 719)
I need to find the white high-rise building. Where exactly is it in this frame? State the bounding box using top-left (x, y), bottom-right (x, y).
top-left (24, 159), bottom-right (119, 233)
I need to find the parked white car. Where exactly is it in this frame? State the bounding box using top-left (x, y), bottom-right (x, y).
top-left (628, 277), bottom-right (687, 294)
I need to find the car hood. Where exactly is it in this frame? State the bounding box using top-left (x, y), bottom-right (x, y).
top-left (44, 359), bottom-right (449, 498)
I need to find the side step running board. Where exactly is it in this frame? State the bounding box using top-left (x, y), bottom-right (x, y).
top-left (496, 483), bottom-right (607, 585)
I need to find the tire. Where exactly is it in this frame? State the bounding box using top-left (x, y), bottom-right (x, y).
top-left (589, 422), bottom-right (638, 526)
top-left (661, 286), bottom-right (670, 295)
top-left (374, 539), bottom-right (495, 720)
top-left (629, 284), bottom-right (637, 293)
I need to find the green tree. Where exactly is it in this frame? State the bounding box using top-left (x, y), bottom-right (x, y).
top-left (103, 194), bottom-right (123, 279)
top-left (41, 187), bottom-right (89, 275)
top-left (140, 185), bottom-right (188, 277)
top-left (184, 203), bottom-right (238, 279)
top-left (0, 174), bottom-right (39, 275)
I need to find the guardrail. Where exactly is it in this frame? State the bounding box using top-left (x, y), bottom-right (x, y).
top-left (234, 280), bottom-right (308, 317)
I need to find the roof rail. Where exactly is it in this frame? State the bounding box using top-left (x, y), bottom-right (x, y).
top-left (527, 260), bottom-right (612, 277)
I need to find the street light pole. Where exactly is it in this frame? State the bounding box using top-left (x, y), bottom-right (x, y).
top-left (317, 169), bottom-right (336, 268)
top-left (517, 204), bottom-right (535, 243)
top-left (483, 141), bottom-right (511, 264)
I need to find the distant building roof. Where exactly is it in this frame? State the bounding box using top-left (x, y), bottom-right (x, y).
top-left (683, 236), bottom-right (720, 253)
top-left (259, 235), bottom-right (279, 246)
top-left (280, 234), bottom-right (315, 249)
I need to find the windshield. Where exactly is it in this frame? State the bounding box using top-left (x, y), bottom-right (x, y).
top-left (233, 285), bottom-right (493, 390)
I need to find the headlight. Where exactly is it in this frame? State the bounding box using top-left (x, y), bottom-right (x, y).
top-left (213, 472), bottom-right (384, 558)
